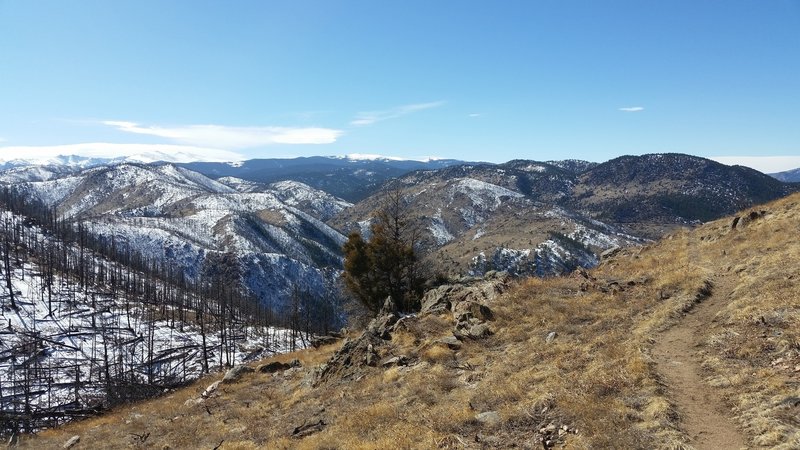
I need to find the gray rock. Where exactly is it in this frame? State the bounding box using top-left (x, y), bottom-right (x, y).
top-left (380, 355), bottom-right (408, 367)
top-left (201, 380), bottom-right (221, 398)
top-left (420, 285), bottom-right (456, 313)
top-left (468, 323), bottom-right (492, 339)
top-left (600, 246), bottom-right (621, 260)
top-left (365, 343), bottom-right (378, 366)
top-left (545, 331), bottom-right (557, 343)
top-left (437, 335), bottom-right (462, 349)
top-left (222, 365), bottom-right (255, 384)
top-left (63, 435), bottom-right (80, 449)
top-left (475, 411), bottom-right (501, 426)
top-left (368, 312), bottom-right (399, 339)
top-left (452, 301), bottom-right (494, 322)
top-left (734, 210), bottom-right (768, 229)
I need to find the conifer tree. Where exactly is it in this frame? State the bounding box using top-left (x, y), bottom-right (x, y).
top-left (342, 187), bottom-right (426, 314)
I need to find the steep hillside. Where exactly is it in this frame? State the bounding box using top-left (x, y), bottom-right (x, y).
top-left (5, 164), bottom-right (349, 315)
top-left (332, 163), bottom-right (639, 278)
top-left (218, 177), bottom-right (352, 222)
top-left (0, 207), bottom-right (302, 434)
top-left (20, 192), bottom-right (800, 449)
top-left (572, 153), bottom-right (796, 236)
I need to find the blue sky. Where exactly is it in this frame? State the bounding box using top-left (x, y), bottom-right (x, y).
top-left (1, 1), bottom-right (799, 171)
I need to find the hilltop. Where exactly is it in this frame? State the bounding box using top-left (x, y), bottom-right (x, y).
top-left (18, 192), bottom-right (800, 449)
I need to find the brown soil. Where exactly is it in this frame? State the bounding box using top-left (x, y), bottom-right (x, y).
top-left (653, 274), bottom-right (749, 450)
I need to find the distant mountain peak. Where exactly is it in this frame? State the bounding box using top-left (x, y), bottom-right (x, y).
top-left (0, 150), bottom-right (243, 170)
top-left (334, 153), bottom-right (446, 163)
top-left (770, 167), bottom-right (800, 182)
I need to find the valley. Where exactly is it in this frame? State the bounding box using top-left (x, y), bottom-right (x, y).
top-left (12, 176), bottom-right (800, 450)
top-left (1, 153), bottom-right (798, 446)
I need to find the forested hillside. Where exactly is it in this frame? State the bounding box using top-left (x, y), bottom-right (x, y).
top-left (0, 191), bottom-right (309, 434)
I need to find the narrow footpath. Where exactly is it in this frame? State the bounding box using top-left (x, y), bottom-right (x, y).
top-left (652, 274), bottom-right (748, 449)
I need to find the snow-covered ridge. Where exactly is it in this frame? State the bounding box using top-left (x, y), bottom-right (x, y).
top-left (6, 163), bottom-right (349, 312)
top-left (0, 150), bottom-right (241, 170)
top-left (333, 153), bottom-right (445, 162)
top-left (448, 178), bottom-right (524, 209)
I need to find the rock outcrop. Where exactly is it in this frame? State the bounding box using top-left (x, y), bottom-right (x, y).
top-left (316, 273), bottom-right (510, 386)
top-left (314, 298), bottom-right (401, 386)
top-left (422, 272), bottom-right (508, 340)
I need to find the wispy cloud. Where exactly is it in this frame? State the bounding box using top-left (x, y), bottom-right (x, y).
top-left (102, 121), bottom-right (343, 148)
top-left (350, 101), bottom-right (445, 126)
top-left (0, 143), bottom-right (245, 163)
top-left (618, 106), bottom-right (644, 112)
top-left (468, 113), bottom-right (482, 118)
top-left (709, 155), bottom-right (800, 173)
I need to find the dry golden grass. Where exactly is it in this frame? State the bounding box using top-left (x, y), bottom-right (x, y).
top-left (16, 194), bottom-right (800, 449)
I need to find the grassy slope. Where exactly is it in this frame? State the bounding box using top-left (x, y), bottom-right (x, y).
top-left (19, 194), bottom-right (800, 449)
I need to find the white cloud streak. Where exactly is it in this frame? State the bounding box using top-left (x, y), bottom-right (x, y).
top-left (102, 121), bottom-right (343, 148)
top-left (709, 156), bottom-right (800, 174)
top-left (350, 101), bottom-right (445, 126)
top-left (0, 143), bottom-right (245, 163)
top-left (618, 106), bottom-right (644, 112)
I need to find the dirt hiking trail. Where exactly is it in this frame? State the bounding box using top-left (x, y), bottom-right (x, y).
top-left (653, 274), bottom-right (749, 450)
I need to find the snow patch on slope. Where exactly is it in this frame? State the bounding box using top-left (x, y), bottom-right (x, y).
top-left (429, 209), bottom-right (455, 245)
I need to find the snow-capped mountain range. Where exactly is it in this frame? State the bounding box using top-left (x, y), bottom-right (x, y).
top-left (1, 152), bottom-right (796, 304)
top-left (3, 163), bottom-right (351, 314)
top-left (0, 150), bottom-right (219, 169)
